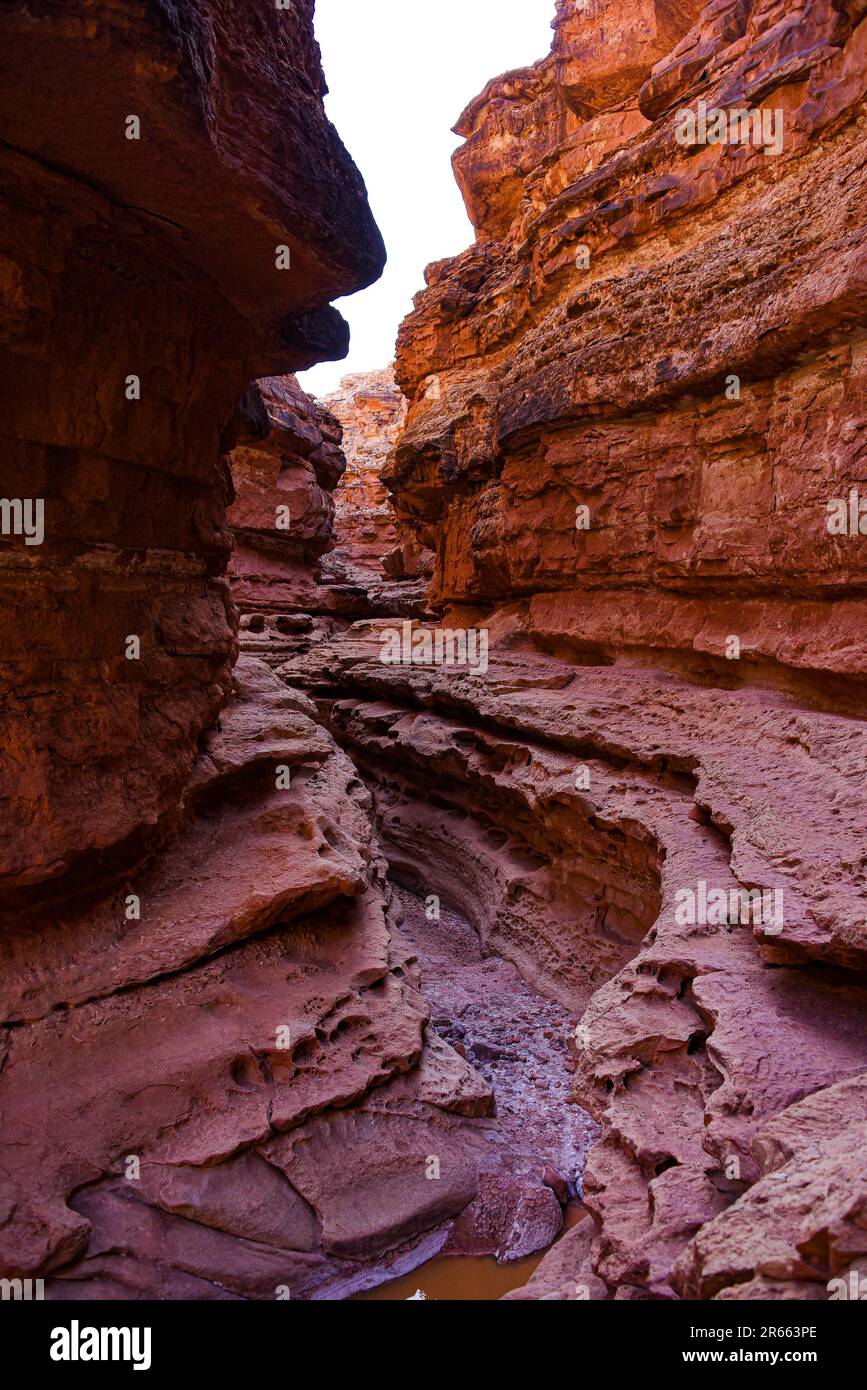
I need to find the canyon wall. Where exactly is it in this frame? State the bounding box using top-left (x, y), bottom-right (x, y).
top-left (5, 0), bottom-right (867, 1305)
top-left (388, 0), bottom-right (867, 709)
top-left (333, 0), bottom-right (867, 1298)
top-left (228, 375), bottom-right (347, 662)
top-left (0, 0), bottom-right (384, 897)
top-left (226, 369), bottom-right (431, 668)
top-left (323, 368), bottom-right (434, 609)
top-left (325, 369), bottom-right (406, 570)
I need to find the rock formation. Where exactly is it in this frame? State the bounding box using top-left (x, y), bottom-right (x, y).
top-left (299, 0), bottom-right (867, 1300)
top-left (0, 0), bottom-right (479, 1297)
top-left (0, 0), bottom-right (574, 1301)
top-left (4, 0), bottom-right (867, 1306)
top-left (325, 369), bottom-right (406, 571)
top-left (0, 0), bottom-right (383, 897)
top-left (321, 368), bottom-right (434, 619)
top-left (226, 369), bottom-right (431, 667)
top-left (227, 375), bottom-right (347, 663)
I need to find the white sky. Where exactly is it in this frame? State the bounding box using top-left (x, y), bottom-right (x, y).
top-left (297, 0), bottom-right (555, 399)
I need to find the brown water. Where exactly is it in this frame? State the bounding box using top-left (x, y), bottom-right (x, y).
top-left (353, 1207), bottom-right (588, 1301)
top-left (352, 1251), bottom-right (547, 1301)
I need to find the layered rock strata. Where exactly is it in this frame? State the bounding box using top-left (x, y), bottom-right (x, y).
top-left (0, 0), bottom-right (494, 1299)
top-left (388, 0), bottom-right (867, 713)
top-left (283, 621), bottom-right (867, 1298)
top-left (298, 0), bottom-right (867, 1304)
top-left (322, 369), bottom-right (434, 621)
top-left (228, 375), bottom-right (349, 663)
top-left (227, 372), bottom-right (431, 668)
top-left (2, 649), bottom-right (573, 1296)
top-left (0, 0), bottom-right (384, 896)
top-left (6, 0), bottom-right (867, 1305)
top-left (325, 369), bottom-right (407, 570)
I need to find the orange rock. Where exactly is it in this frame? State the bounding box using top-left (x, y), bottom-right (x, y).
top-left (325, 368), bottom-right (407, 572)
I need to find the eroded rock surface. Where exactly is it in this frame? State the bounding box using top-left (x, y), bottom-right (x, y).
top-left (325, 369), bottom-right (408, 571)
top-left (146, 0), bottom-right (867, 1302)
top-left (0, 0), bottom-right (385, 894)
top-left (344, 0), bottom-right (867, 1300)
top-left (389, 0), bottom-right (867, 711)
top-left (1, 648), bottom-right (570, 1296)
top-left (282, 615), bottom-right (867, 1298)
top-left (228, 375), bottom-right (348, 662)
top-left (0, 0), bottom-right (506, 1301)
top-left (229, 369), bottom-right (432, 667)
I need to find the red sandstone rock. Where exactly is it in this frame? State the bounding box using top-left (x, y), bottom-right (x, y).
top-left (228, 370), bottom-right (432, 667)
top-left (228, 375), bottom-right (345, 628)
top-left (2, 650), bottom-right (554, 1293)
top-left (0, 0), bottom-right (515, 1303)
top-left (453, 0), bottom-right (702, 241)
top-left (0, 0), bottom-right (385, 894)
top-left (281, 582), bottom-right (867, 1297)
top-left (325, 369), bottom-right (407, 571)
top-left (673, 1073), bottom-right (867, 1299)
top-left (136, 0), bottom-right (867, 1304)
top-left (389, 0), bottom-right (867, 695)
top-left (371, 0), bottom-right (867, 1299)
top-left (502, 1214), bottom-right (607, 1301)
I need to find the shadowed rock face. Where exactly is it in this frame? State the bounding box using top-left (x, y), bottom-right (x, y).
top-left (0, 0), bottom-right (469, 1296)
top-left (0, 0), bottom-right (385, 894)
top-left (323, 368), bottom-right (435, 606)
top-left (0, 0), bottom-right (385, 358)
top-left (226, 372), bottom-right (432, 668)
top-left (228, 375), bottom-right (346, 626)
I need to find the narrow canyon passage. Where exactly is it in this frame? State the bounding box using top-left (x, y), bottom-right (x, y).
top-left (391, 883), bottom-right (592, 1186)
top-left (3, 0), bottom-right (867, 1323)
top-left (355, 881), bottom-right (596, 1299)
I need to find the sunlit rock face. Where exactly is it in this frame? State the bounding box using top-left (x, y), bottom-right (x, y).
top-left (373, 0), bottom-right (867, 1299)
top-left (325, 369), bottom-right (407, 571)
top-left (392, 0), bottom-right (867, 703)
top-left (452, 0), bottom-right (702, 242)
top-left (0, 0), bottom-right (385, 894)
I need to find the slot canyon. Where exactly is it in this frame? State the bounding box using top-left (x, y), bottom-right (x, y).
top-left (1, 0), bottom-right (867, 1311)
